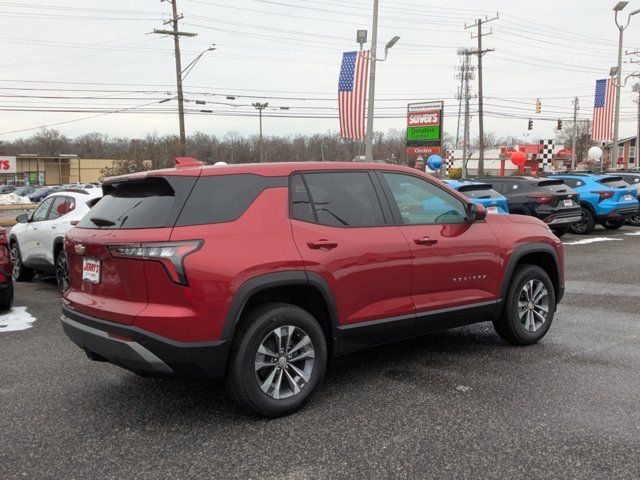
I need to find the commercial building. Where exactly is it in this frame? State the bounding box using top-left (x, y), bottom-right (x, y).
top-left (0, 155), bottom-right (118, 186)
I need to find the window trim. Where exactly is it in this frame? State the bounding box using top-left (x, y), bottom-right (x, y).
top-left (375, 170), bottom-right (474, 227)
top-left (31, 196), bottom-right (56, 222)
top-left (288, 170), bottom-right (393, 228)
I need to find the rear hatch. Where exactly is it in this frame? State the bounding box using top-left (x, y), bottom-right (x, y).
top-left (457, 183), bottom-right (509, 213)
top-left (533, 179), bottom-right (580, 210)
top-left (63, 174), bottom-right (198, 324)
top-left (597, 177), bottom-right (638, 202)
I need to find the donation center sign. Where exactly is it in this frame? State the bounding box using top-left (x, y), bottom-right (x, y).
top-left (406, 102), bottom-right (444, 162)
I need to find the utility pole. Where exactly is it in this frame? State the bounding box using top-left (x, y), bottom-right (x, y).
top-left (364, 0), bottom-right (379, 162)
top-left (465, 14), bottom-right (498, 177)
top-left (634, 83), bottom-right (640, 167)
top-left (253, 102), bottom-right (269, 162)
top-left (572, 97), bottom-right (579, 171)
top-left (457, 48), bottom-right (475, 177)
top-left (154, 0), bottom-right (197, 157)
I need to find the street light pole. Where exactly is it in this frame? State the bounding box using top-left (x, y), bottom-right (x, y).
top-left (612, 2), bottom-right (640, 170)
top-left (253, 102), bottom-right (268, 162)
top-left (364, 0), bottom-right (379, 162)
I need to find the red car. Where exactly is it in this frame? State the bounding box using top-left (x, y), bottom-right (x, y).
top-left (62, 159), bottom-right (565, 416)
top-left (0, 228), bottom-right (14, 310)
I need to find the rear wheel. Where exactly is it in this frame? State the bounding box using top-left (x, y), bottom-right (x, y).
top-left (551, 226), bottom-right (569, 238)
top-left (10, 242), bottom-right (33, 282)
top-left (55, 249), bottom-right (69, 293)
top-left (601, 219), bottom-right (625, 230)
top-left (493, 264), bottom-right (556, 345)
top-left (569, 207), bottom-right (595, 235)
top-left (0, 284), bottom-right (13, 310)
top-left (225, 303), bottom-right (327, 417)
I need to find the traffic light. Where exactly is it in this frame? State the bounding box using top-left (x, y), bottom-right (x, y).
top-left (557, 119), bottom-right (563, 130)
top-left (535, 98), bottom-right (541, 114)
top-left (528, 118), bottom-right (533, 130)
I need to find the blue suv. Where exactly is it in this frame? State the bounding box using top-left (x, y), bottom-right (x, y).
top-left (443, 179), bottom-right (509, 214)
top-left (551, 174), bottom-right (639, 234)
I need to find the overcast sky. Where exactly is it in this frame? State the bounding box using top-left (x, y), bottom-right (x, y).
top-left (2, 0), bottom-right (640, 143)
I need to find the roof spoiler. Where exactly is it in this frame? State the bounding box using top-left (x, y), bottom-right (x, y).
top-left (175, 157), bottom-right (204, 168)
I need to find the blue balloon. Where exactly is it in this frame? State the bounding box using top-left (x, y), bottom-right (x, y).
top-left (427, 154), bottom-right (443, 171)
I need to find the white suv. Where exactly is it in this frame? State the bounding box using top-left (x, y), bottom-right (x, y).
top-left (9, 189), bottom-right (102, 292)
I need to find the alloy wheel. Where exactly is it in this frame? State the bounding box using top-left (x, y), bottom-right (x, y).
top-left (254, 325), bottom-right (315, 400)
top-left (571, 213), bottom-right (589, 234)
top-left (56, 252), bottom-right (69, 292)
top-left (10, 246), bottom-right (21, 280)
top-left (518, 279), bottom-right (549, 332)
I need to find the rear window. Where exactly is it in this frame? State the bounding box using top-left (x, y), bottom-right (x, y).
top-left (457, 184), bottom-right (503, 199)
top-left (598, 177), bottom-right (629, 189)
top-left (77, 176), bottom-right (195, 229)
top-left (176, 174), bottom-right (285, 226)
top-left (536, 179), bottom-right (572, 194)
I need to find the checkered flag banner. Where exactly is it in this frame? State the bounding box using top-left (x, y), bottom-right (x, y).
top-left (539, 140), bottom-right (554, 172)
top-left (445, 150), bottom-right (455, 175)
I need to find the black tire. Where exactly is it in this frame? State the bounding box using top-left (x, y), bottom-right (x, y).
top-left (0, 284), bottom-right (13, 310)
top-left (10, 242), bottom-right (33, 282)
top-left (55, 249), bottom-right (69, 293)
top-left (627, 212), bottom-right (640, 226)
top-left (569, 207), bottom-right (595, 235)
top-left (493, 264), bottom-right (556, 345)
top-left (551, 226), bottom-right (569, 238)
top-left (225, 303), bottom-right (327, 417)
top-left (601, 219), bottom-right (624, 230)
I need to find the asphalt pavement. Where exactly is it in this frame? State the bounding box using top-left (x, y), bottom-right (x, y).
top-left (1, 227), bottom-right (639, 479)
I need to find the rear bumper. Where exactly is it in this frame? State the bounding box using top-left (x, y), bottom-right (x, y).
top-left (595, 206), bottom-right (640, 221)
top-left (61, 305), bottom-right (230, 379)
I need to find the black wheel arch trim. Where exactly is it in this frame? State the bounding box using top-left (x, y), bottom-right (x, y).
top-left (220, 270), bottom-right (340, 342)
top-left (500, 242), bottom-right (562, 303)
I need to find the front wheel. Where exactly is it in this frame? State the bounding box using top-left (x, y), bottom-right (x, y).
top-left (56, 249), bottom-right (69, 293)
top-left (551, 226), bottom-right (569, 238)
top-left (225, 303), bottom-right (327, 417)
top-left (569, 207), bottom-right (595, 235)
top-left (10, 242), bottom-right (33, 282)
top-left (493, 264), bottom-right (556, 345)
top-left (601, 219), bottom-right (624, 230)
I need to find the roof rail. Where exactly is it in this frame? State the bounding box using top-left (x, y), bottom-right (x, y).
top-left (174, 157), bottom-right (204, 168)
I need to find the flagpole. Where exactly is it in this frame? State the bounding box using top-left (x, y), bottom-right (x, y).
top-left (364, 0), bottom-right (379, 162)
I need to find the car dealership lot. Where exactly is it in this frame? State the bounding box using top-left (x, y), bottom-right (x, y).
top-left (1, 229), bottom-right (640, 479)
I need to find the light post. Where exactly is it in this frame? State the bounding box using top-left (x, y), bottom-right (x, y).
top-left (252, 102), bottom-right (268, 162)
top-left (364, 0), bottom-right (400, 162)
top-left (612, 2), bottom-right (640, 170)
top-left (320, 144), bottom-right (325, 162)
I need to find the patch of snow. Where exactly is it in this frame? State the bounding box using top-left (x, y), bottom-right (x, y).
top-left (0, 306), bottom-right (36, 332)
top-left (563, 237), bottom-right (623, 246)
top-left (624, 231), bottom-right (640, 236)
top-left (0, 193), bottom-right (31, 206)
top-left (456, 385), bottom-right (471, 393)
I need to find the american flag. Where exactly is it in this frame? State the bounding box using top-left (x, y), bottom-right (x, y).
top-left (338, 50), bottom-right (370, 139)
top-left (592, 78), bottom-right (616, 141)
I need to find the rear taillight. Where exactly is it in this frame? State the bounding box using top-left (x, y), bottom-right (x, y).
top-left (527, 194), bottom-right (553, 205)
top-left (108, 240), bottom-right (203, 286)
top-left (592, 190), bottom-right (614, 203)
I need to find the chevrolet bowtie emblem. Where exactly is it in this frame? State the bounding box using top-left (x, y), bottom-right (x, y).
top-left (74, 244), bottom-right (86, 255)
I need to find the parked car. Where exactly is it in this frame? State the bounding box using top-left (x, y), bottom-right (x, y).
top-left (442, 179), bottom-right (509, 214)
top-left (9, 190), bottom-right (103, 292)
top-left (0, 185), bottom-right (16, 194)
top-left (475, 176), bottom-right (581, 237)
top-left (0, 229), bottom-right (13, 310)
top-left (551, 174), bottom-right (640, 233)
top-left (61, 159), bottom-right (565, 417)
top-left (13, 187), bottom-right (36, 197)
top-left (606, 172), bottom-right (640, 226)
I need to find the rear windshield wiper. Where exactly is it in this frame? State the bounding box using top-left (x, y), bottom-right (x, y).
top-left (89, 216), bottom-right (116, 227)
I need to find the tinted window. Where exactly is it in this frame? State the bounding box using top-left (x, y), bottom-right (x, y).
top-left (49, 196), bottom-right (76, 220)
top-left (300, 172), bottom-right (385, 227)
top-left (32, 197), bottom-right (54, 222)
top-left (177, 174), bottom-right (284, 226)
top-left (290, 174), bottom-right (315, 223)
top-left (457, 184), bottom-right (503, 199)
top-left (599, 177), bottom-right (631, 189)
top-left (383, 173), bottom-right (467, 225)
top-left (78, 176), bottom-right (195, 229)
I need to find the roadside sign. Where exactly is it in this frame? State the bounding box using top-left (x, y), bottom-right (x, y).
top-left (406, 102), bottom-right (444, 169)
top-left (0, 156), bottom-right (17, 174)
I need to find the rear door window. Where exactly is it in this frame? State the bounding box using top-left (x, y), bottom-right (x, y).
top-left (77, 176), bottom-right (196, 229)
top-left (292, 172), bottom-right (385, 227)
top-left (49, 196), bottom-right (76, 220)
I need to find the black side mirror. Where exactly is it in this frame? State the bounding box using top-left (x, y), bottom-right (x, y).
top-left (15, 213), bottom-right (29, 224)
top-left (466, 203), bottom-right (487, 222)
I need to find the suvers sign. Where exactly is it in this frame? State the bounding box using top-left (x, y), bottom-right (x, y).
top-left (406, 101), bottom-right (444, 169)
top-left (0, 156), bottom-right (17, 174)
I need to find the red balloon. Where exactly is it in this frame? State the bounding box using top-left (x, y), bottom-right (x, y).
top-left (511, 150), bottom-right (526, 166)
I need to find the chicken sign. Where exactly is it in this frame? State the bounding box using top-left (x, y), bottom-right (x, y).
top-left (0, 156), bottom-right (17, 174)
top-left (406, 102), bottom-right (443, 168)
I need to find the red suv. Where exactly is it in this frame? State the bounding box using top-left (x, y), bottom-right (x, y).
top-left (62, 160), bottom-right (565, 416)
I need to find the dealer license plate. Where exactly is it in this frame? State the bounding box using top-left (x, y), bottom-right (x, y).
top-left (487, 206), bottom-right (499, 214)
top-left (82, 258), bottom-right (101, 284)
top-left (624, 194), bottom-right (633, 201)
top-left (564, 199), bottom-right (573, 207)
